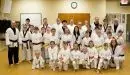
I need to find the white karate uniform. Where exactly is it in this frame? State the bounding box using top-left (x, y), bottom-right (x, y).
top-left (91, 33), bottom-right (105, 47)
top-left (111, 24), bottom-right (124, 34)
top-left (42, 32), bottom-right (52, 61)
top-left (31, 32), bottom-right (42, 57)
top-left (50, 34), bottom-right (59, 45)
top-left (43, 32), bottom-right (51, 44)
top-left (81, 25), bottom-right (88, 33)
top-left (72, 34), bottom-right (82, 44)
top-left (81, 37), bottom-right (91, 48)
top-left (5, 28), bottom-right (19, 47)
top-left (97, 48), bottom-right (111, 70)
top-left (48, 46), bottom-right (58, 70)
top-left (91, 22), bottom-right (96, 31)
top-left (39, 24), bottom-right (52, 32)
top-left (70, 50), bottom-right (81, 70)
top-left (52, 23), bottom-right (63, 36)
top-left (116, 36), bottom-right (125, 45)
top-left (91, 33), bottom-right (105, 53)
top-left (111, 46), bottom-right (125, 70)
top-left (88, 47), bottom-right (98, 68)
top-left (105, 37), bottom-right (112, 44)
top-left (58, 48), bottom-right (70, 71)
top-left (60, 34), bottom-right (73, 49)
top-left (19, 30), bottom-right (31, 61)
top-left (32, 56), bottom-right (44, 69)
top-left (67, 24), bottom-right (76, 34)
top-left (79, 51), bottom-right (90, 69)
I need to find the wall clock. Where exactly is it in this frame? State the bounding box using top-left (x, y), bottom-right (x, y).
top-left (71, 2), bottom-right (78, 9)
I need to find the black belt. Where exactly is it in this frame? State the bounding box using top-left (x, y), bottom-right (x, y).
top-left (22, 40), bottom-right (29, 49)
top-left (9, 39), bottom-right (18, 42)
top-left (32, 42), bottom-right (41, 45)
top-left (119, 55), bottom-right (124, 56)
top-left (22, 40), bottom-right (29, 43)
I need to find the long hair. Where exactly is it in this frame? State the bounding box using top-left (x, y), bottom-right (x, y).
top-left (73, 26), bottom-right (80, 40)
top-left (110, 38), bottom-right (118, 54)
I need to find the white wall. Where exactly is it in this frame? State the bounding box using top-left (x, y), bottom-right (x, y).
top-left (1, 0), bottom-right (106, 24)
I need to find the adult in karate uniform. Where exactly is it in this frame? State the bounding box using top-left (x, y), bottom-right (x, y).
top-left (52, 18), bottom-right (63, 36)
top-left (110, 38), bottom-right (125, 70)
top-left (81, 20), bottom-right (89, 33)
top-left (5, 21), bottom-right (19, 66)
top-left (67, 19), bottom-right (76, 34)
top-left (72, 26), bottom-right (82, 45)
top-left (91, 17), bottom-right (100, 31)
top-left (19, 24), bottom-right (31, 63)
top-left (48, 41), bottom-right (58, 71)
top-left (58, 20), bottom-right (68, 39)
top-left (30, 27), bottom-right (42, 57)
top-left (111, 19), bottom-right (124, 34)
top-left (21, 18), bottom-right (31, 31)
top-left (39, 18), bottom-right (51, 32)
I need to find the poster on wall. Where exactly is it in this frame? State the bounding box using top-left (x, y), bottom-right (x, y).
top-left (20, 13), bottom-right (42, 27)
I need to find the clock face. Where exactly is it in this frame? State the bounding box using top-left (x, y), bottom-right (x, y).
top-left (71, 2), bottom-right (78, 9)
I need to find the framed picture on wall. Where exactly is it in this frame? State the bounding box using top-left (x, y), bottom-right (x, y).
top-left (20, 13), bottom-right (42, 27)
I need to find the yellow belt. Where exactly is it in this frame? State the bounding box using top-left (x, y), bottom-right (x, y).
top-left (42, 43), bottom-right (49, 47)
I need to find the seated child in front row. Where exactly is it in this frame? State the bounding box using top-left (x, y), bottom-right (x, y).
top-left (70, 43), bottom-right (81, 71)
top-left (48, 41), bottom-right (58, 71)
top-left (87, 40), bottom-right (98, 69)
top-left (58, 41), bottom-right (70, 71)
top-left (97, 43), bottom-right (111, 73)
top-left (32, 52), bottom-right (44, 70)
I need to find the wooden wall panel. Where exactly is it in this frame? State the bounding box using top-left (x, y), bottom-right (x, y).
top-left (58, 13), bottom-right (90, 25)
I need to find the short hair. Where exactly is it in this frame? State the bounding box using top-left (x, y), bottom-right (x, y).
top-left (26, 18), bottom-right (30, 21)
top-left (107, 31), bottom-right (112, 35)
top-left (95, 26), bottom-right (100, 30)
top-left (104, 43), bottom-right (108, 47)
top-left (118, 30), bottom-right (123, 33)
top-left (51, 28), bottom-right (56, 31)
top-left (62, 20), bottom-right (67, 23)
top-left (50, 41), bottom-right (55, 44)
top-left (34, 27), bottom-right (39, 30)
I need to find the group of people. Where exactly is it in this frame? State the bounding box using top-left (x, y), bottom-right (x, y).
top-left (5, 17), bottom-right (125, 73)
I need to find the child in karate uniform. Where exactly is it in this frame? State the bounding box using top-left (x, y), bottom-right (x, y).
top-left (30, 27), bottom-right (42, 57)
top-left (79, 46), bottom-right (90, 69)
top-left (97, 43), bottom-right (111, 73)
top-left (70, 43), bottom-right (81, 71)
top-left (48, 41), bottom-right (58, 71)
top-left (58, 41), bottom-right (70, 71)
top-left (32, 52), bottom-right (44, 70)
top-left (87, 40), bottom-right (98, 69)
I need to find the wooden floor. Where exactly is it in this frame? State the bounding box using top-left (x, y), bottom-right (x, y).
top-left (0, 41), bottom-right (130, 75)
